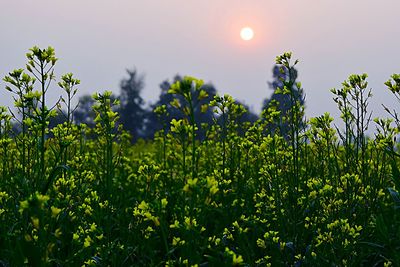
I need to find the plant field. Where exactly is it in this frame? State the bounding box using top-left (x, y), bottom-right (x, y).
top-left (0, 47), bottom-right (400, 266)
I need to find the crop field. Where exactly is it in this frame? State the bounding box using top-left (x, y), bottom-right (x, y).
top-left (0, 47), bottom-right (400, 266)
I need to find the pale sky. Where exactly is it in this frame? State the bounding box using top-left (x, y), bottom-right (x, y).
top-left (1, 0), bottom-right (399, 122)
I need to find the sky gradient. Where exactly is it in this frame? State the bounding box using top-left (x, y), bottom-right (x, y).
top-left (1, 0), bottom-right (399, 122)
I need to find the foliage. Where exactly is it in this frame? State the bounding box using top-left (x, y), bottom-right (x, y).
top-left (0, 47), bottom-right (399, 266)
top-left (145, 75), bottom-right (218, 140)
top-left (262, 54), bottom-right (305, 139)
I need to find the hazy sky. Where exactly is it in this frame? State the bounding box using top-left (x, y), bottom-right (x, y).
top-left (1, 0), bottom-right (399, 122)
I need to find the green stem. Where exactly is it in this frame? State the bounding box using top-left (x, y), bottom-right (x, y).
top-left (40, 62), bottom-right (46, 185)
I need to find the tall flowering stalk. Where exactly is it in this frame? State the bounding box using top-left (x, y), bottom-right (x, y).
top-left (168, 76), bottom-right (206, 180)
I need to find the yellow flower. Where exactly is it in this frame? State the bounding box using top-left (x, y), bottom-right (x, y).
top-left (0, 191), bottom-right (9, 201)
top-left (384, 261), bottom-right (393, 267)
top-left (84, 236), bottom-right (92, 247)
top-left (161, 198), bottom-right (168, 209)
top-left (19, 200), bottom-right (29, 214)
top-left (172, 236), bottom-right (181, 246)
top-left (232, 254), bottom-right (243, 266)
top-left (51, 206), bottom-right (62, 218)
top-left (198, 90), bottom-right (208, 100)
top-left (36, 193), bottom-right (50, 207)
top-left (152, 216), bottom-right (160, 227)
top-left (73, 233), bottom-right (79, 240)
top-left (55, 228), bottom-right (62, 238)
top-left (83, 259), bottom-right (96, 266)
top-left (256, 238), bottom-right (266, 249)
top-left (170, 220), bottom-right (180, 229)
top-left (144, 212), bottom-right (152, 220)
top-left (138, 201), bottom-right (148, 211)
top-left (201, 104), bottom-right (208, 113)
top-left (378, 189), bottom-right (385, 197)
top-left (183, 184), bottom-right (190, 192)
top-left (25, 234), bottom-right (32, 242)
top-left (90, 223), bottom-right (97, 232)
top-left (188, 178), bottom-right (198, 187)
top-left (210, 186), bottom-right (219, 195)
top-left (31, 217), bottom-right (40, 229)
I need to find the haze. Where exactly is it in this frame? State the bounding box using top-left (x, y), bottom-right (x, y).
top-left (1, 0), bottom-right (399, 121)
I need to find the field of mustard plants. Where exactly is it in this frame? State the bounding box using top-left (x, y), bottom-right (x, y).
top-left (0, 47), bottom-right (400, 266)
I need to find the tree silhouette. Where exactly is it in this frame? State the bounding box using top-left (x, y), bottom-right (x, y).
top-left (235, 100), bottom-right (258, 125)
top-left (118, 69), bottom-right (146, 142)
top-left (48, 109), bottom-right (67, 129)
top-left (74, 94), bottom-right (96, 127)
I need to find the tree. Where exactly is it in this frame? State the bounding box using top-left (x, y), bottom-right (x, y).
top-left (118, 69), bottom-right (146, 142)
top-left (74, 94), bottom-right (96, 128)
top-left (48, 110), bottom-right (67, 129)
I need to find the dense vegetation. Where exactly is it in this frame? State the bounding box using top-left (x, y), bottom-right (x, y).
top-left (0, 47), bottom-right (400, 266)
top-left (72, 70), bottom-right (258, 141)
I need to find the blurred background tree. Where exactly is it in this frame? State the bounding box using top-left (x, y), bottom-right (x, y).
top-left (72, 69), bottom-right (262, 142)
top-left (74, 95), bottom-right (96, 128)
top-left (118, 69), bottom-right (146, 142)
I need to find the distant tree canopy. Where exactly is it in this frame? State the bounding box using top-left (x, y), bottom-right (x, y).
top-left (72, 67), bottom-right (291, 143)
top-left (74, 95), bottom-right (96, 128)
top-left (143, 75), bottom-right (183, 138)
top-left (118, 69), bottom-right (146, 142)
top-left (74, 69), bottom-right (146, 141)
top-left (235, 100), bottom-right (258, 125)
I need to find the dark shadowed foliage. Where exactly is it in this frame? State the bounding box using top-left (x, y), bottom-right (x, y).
top-left (48, 110), bottom-right (67, 130)
top-left (235, 100), bottom-right (259, 125)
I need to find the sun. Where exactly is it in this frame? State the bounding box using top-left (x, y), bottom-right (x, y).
top-left (240, 27), bottom-right (254, 41)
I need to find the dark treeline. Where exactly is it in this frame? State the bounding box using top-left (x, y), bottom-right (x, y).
top-left (64, 64), bottom-right (304, 142)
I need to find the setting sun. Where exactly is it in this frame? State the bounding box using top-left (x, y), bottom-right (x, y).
top-left (240, 27), bottom-right (254, 41)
